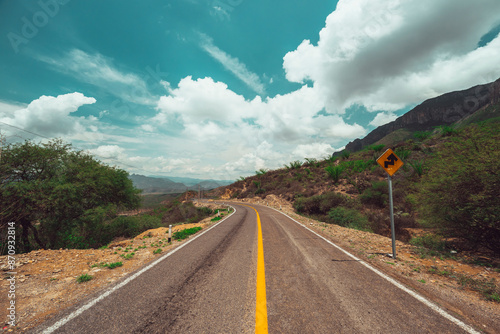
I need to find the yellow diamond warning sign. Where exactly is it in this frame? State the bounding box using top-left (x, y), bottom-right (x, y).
top-left (377, 148), bottom-right (403, 176)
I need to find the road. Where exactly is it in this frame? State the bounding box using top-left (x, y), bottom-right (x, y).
top-left (34, 203), bottom-right (479, 333)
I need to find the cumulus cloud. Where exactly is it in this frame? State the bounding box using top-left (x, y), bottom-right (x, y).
top-left (0, 92), bottom-right (96, 137)
top-left (283, 0), bottom-right (500, 113)
top-left (153, 76), bottom-right (364, 144)
top-left (147, 76), bottom-right (365, 177)
top-left (87, 145), bottom-right (126, 160)
top-left (292, 143), bottom-right (336, 159)
top-left (369, 112), bottom-right (398, 127)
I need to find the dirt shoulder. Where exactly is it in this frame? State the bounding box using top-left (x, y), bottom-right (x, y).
top-left (231, 195), bottom-right (500, 333)
top-left (0, 202), bottom-right (228, 333)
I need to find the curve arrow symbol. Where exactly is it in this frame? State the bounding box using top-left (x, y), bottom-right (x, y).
top-left (384, 153), bottom-right (398, 168)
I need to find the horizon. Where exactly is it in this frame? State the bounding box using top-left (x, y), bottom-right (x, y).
top-left (1, 0), bottom-right (500, 180)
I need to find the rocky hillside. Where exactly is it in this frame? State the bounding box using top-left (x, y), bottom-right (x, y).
top-left (211, 98), bottom-right (499, 256)
top-left (345, 78), bottom-right (500, 152)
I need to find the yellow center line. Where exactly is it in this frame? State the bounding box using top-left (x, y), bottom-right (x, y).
top-left (244, 205), bottom-right (268, 334)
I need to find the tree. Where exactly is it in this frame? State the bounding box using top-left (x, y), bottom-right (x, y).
top-left (0, 139), bottom-right (140, 252)
top-left (416, 122), bottom-right (500, 253)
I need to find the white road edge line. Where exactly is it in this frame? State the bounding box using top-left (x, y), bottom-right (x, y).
top-left (40, 205), bottom-right (237, 334)
top-left (268, 206), bottom-right (481, 334)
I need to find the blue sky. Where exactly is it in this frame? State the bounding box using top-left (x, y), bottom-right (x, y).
top-left (1, 0), bottom-right (500, 180)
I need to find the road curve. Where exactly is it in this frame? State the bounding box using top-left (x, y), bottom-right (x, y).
top-left (33, 202), bottom-right (480, 334)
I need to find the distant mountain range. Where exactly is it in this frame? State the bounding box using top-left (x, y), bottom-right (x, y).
top-left (342, 78), bottom-right (500, 153)
top-left (129, 174), bottom-right (234, 194)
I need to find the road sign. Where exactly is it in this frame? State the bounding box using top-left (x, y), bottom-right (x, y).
top-left (377, 148), bottom-right (403, 176)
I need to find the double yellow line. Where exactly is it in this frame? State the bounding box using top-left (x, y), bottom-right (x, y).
top-left (244, 205), bottom-right (268, 334)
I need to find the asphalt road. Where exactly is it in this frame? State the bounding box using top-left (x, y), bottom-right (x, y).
top-left (34, 203), bottom-right (479, 334)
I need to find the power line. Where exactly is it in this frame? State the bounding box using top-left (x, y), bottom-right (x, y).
top-left (0, 120), bottom-right (152, 175)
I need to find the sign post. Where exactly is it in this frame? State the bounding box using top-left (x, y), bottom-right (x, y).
top-left (376, 148), bottom-right (403, 259)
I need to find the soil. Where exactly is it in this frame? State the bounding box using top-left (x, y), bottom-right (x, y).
top-left (1, 198), bottom-right (499, 333)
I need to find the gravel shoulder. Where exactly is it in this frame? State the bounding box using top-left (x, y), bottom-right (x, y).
top-left (234, 195), bottom-right (500, 333)
top-left (0, 202), bottom-right (226, 333)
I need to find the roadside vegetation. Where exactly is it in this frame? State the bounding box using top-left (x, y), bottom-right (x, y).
top-left (0, 139), bottom-right (222, 254)
top-left (221, 119), bottom-right (500, 259)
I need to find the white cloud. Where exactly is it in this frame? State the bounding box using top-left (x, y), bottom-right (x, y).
top-left (199, 33), bottom-right (266, 95)
top-left (369, 112), bottom-right (398, 127)
top-left (292, 143), bottom-right (335, 159)
top-left (87, 145), bottom-right (126, 160)
top-left (153, 76), bottom-right (364, 144)
top-left (0, 92), bottom-right (96, 137)
top-left (283, 0), bottom-right (500, 113)
top-left (0, 100), bottom-right (27, 115)
top-left (146, 76), bottom-right (365, 177)
top-left (37, 49), bottom-right (155, 105)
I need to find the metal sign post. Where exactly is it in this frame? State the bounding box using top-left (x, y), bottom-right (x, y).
top-left (376, 148), bottom-right (403, 259)
top-left (387, 175), bottom-right (396, 259)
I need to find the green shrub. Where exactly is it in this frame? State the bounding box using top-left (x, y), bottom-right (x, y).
top-left (365, 144), bottom-right (385, 152)
top-left (294, 192), bottom-right (350, 216)
top-left (106, 262), bottom-right (123, 269)
top-left (304, 158), bottom-right (320, 167)
top-left (255, 169), bottom-right (268, 176)
top-left (327, 207), bottom-right (371, 231)
top-left (173, 227), bottom-right (202, 240)
top-left (197, 207), bottom-right (213, 215)
top-left (76, 274), bottom-right (93, 283)
top-left (325, 165), bottom-right (344, 183)
top-left (395, 147), bottom-right (411, 160)
top-left (285, 160), bottom-right (303, 169)
top-left (416, 122), bottom-right (500, 253)
top-left (409, 234), bottom-right (446, 252)
top-left (413, 131), bottom-right (431, 141)
top-left (360, 181), bottom-right (388, 207)
top-left (409, 160), bottom-right (425, 176)
top-left (437, 125), bottom-right (457, 136)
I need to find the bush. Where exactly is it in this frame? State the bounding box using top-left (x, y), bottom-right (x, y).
top-left (395, 147), bottom-right (411, 160)
top-left (173, 227), bottom-right (202, 240)
top-left (325, 165), bottom-right (344, 183)
top-left (365, 144), bottom-right (385, 152)
top-left (437, 125), bottom-right (457, 136)
top-left (327, 207), bottom-right (371, 231)
top-left (409, 234), bottom-right (447, 252)
top-left (360, 181), bottom-right (388, 207)
top-left (285, 160), bottom-right (303, 169)
top-left (294, 192), bottom-right (349, 216)
top-left (416, 122), bottom-right (500, 253)
top-left (413, 131), bottom-right (431, 141)
top-left (76, 274), bottom-right (93, 283)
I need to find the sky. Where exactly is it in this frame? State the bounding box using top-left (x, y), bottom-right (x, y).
top-left (1, 0), bottom-right (500, 181)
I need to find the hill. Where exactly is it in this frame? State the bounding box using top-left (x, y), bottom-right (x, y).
top-left (344, 78), bottom-right (500, 153)
top-left (212, 83), bottom-right (500, 257)
top-left (129, 174), bottom-right (233, 194)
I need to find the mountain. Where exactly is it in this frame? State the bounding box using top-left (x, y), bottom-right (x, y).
top-left (129, 174), bottom-right (234, 194)
top-left (344, 78), bottom-right (500, 153)
top-left (160, 176), bottom-right (234, 187)
top-left (129, 174), bottom-right (188, 194)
